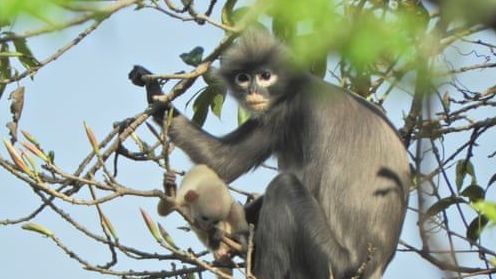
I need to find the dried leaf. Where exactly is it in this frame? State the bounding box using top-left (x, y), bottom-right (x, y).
top-left (21, 141), bottom-right (49, 162)
top-left (101, 214), bottom-right (118, 240)
top-left (442, 91), bottom-right (450, 111)
top-left (140, 208), bottom-right (161, 241)
top-left (83, 122), bottom-right (99, 153)
top-left (6, 87), bottom-right (25, 144)
top-left (3, 139), bottom-right (31, 175)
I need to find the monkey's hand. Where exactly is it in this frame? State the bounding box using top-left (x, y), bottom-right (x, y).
top-left (128, 65), bottom-right (153, 87)
top-left (157, 198), bottom-right (177, 217)
top-left (231, 230), bottom-right (249, 253)
top-left (128, 65), bottom-right (165, 105)
top-left (208, 227), bottom-right (224, 249)
top-left (129, 65), bottom-right (179, 124)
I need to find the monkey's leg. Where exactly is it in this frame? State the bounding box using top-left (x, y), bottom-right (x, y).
top-left (253, 173), bottom-right (332, 279)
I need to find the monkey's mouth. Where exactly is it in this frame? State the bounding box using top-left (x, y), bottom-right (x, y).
top-left (194, 220), bottom-right (214, 231)
top-left (246, 95), bottom-right (269, 111)
top-left (247, 100), bottom-right (268, 110)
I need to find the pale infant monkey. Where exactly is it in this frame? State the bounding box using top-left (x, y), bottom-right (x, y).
top-left (157, 164), bottom-right (249, 262)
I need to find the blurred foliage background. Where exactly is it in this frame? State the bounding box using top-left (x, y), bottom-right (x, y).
top-left (1, 0), bottom-right (496, 278)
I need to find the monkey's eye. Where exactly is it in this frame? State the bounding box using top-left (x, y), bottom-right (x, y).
top-left (259, 70), bottom-right (272, 81)
top-left (201, 216), bottom-right (210, 222)
top-left (256, 70), bottom-right (278, 87)
top-left (235, 73), bottom-right (251, 87)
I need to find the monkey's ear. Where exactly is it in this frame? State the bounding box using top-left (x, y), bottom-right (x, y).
top-left (184, 190), bottom-right (199, 203)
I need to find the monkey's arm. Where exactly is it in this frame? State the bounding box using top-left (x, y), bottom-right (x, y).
top-left (129, 65), bottom-right (273, 182)
top-left (169, 117), bottom-right (273, 182)
top-left (129, 65), bottom-right (173, 123)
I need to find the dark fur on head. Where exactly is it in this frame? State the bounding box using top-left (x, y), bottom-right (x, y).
top-left (219, 28), bottom-right (292, 79)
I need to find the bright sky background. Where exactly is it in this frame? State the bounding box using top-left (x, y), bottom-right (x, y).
top-left (1, 3), bottom-right (495, 279)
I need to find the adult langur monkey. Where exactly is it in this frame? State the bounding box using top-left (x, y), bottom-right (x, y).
top-left (129, 29), bottom-right (410, 279)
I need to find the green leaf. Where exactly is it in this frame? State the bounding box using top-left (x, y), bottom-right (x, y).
top-left (0, 42), bottom-right (11, 99)
top-left (158, 223), bottom-right (179, 249)
top-left (466, 215), bottom-right (489, 243)
top-left (48, 150), bottom-right (55, 164)
top-left (221, 0), bottom-right (237, 26)
top-left (425, 197), bottom-right (466, 218)
top-left (455, 160), bottom-right (476, 191)
top-left (0, 51), bottom-right (23, 58)
top-left (0, 0), bottom-right (55, 21)
top-left (472, 201), bottom-right (496, 223)
top-left (490, 257), bottom-right (496, 268)
top-left (237, 106), bottom-right (250, 126)
top-left (460, 184), bottom-right (485, 202)
top-left (309, 52), bottom-right (327, 78)
top-left (201, 68), bottom-right (218, 85)
top-left (272, 15), bottom-right (295, 42)
top-left (192, 85), bottom-right (226, 127)
top-left (210, 93), bottom-right (225, 118)
top-left (0, 18), bottom-right (10, 29)
top-left (180, 47), bottom-right (204, 67)
top-left (192, 89), bottom-right (212, 127)
top-left (13, 37), bottom-right (40, 70)
top-left (21, 130), bottom-right (40, 148)
top-left (231, 7), bottom-right (250, 24)
top-left (22, 223), bottom-right (53, 237)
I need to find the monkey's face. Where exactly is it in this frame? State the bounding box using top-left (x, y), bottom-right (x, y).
top-left (192, 203), bottom-right (226, 231)
top-left (218, 29), bottom-right (293, 114)
top-left (194, 214), bottom-right (221, 231)
top-left (230, 69), bottom-right (280, 113)
top-left (191, 193), bottom-right (230, 231)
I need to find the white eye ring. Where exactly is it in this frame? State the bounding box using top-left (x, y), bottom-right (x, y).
top-left (235, 73), bottom-right (251, 88)
top-left (256, 71), bottom-right (278, 87)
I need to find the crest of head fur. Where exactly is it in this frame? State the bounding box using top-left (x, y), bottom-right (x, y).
top-left (219, 28), bottom-right (289, 78)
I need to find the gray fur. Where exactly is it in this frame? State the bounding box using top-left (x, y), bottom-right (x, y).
top-left (219, 28), bottom-right (290, 79)
top-left (254, 173), bottom-right (333, 279)
top-left (138, 30), bottom-right (410, 279)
